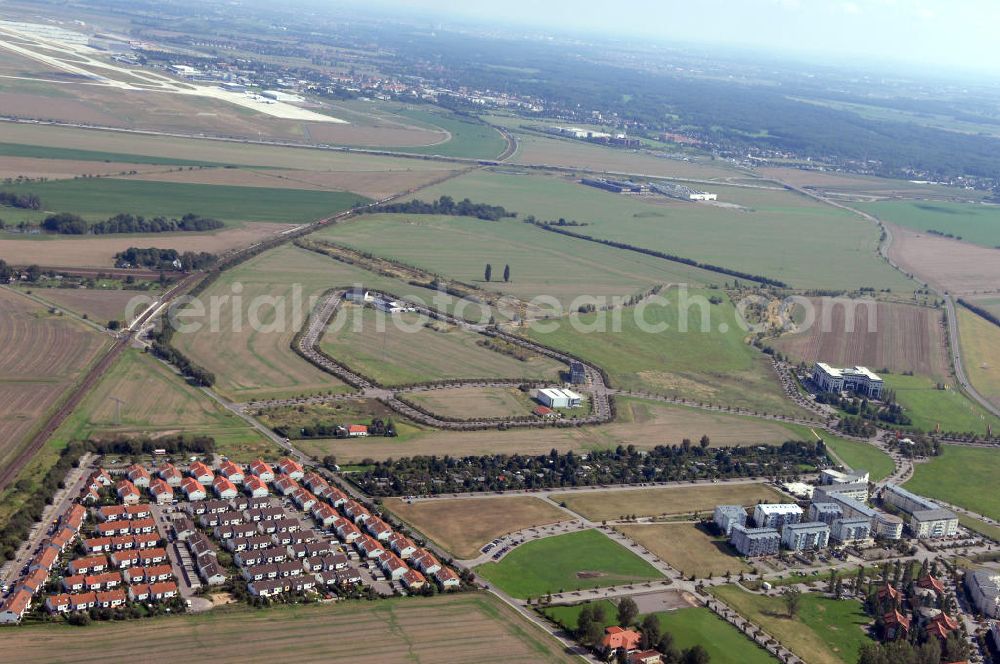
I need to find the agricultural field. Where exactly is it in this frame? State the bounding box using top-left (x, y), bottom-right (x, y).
top-left (884, 373), bottom-right (1000, 435)
top-left (404, 386), bottom-right (536, 419)
top-left (957, 307), bottom-right (1000, 408)
top-left (0, 287), bottom-right (108, 474)
top-left (886, 224), bottom-right (1000, 296)
top-left (385, 496), bottom-right (570, 559)
top-left (757, 167), bottom-right (962, 200)
top-left (0, 178), bottom-right (369, 225)
top-left (615, 523), bottom-right (750, 578)
top-left (0, 155), bottom-right (179, 181)
top-left (771, 299), bottom-right (949, 378)
top-left (904, 444), bottom-right (1000, 521)
top-left (321, 306), bottom-right (563, 386)
top-left (419, 170), bottom-right (914, 292)
top-left (294, 398), bottom-right (820, 464)
top-left (0, 140), bottom-right (235, 166)
top-left (475, 529), bottom-right (664, 599)
top-left (711, 585), bottom-right (874, 664)
top-left (17, 286), bottom-right (152, 325)
top-left (966, 295), bottom-right (1000, 321)
top-left (255, 399), bottom-right (425, 442)
top-left (859, 200), bottom-right (1000, 249)
top-left (819, 436), bottom-right (895, 482)
top-left (390, 108), bottom-right (508, 159)
top-left (524, 288), bottom-right (807, 417)
top-left (317, 212), bottom-right (721, 308)
top-left (552, 483), bottom-right (787, 522)
top-left (2, 594), bottom-right (575, 664)
top-left (51, 349), bottom-right (273, 460)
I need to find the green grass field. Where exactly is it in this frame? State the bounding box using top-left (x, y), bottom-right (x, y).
top-left (256, 399), bottom-right (425, 442)
top-left (0, 178), bottom-right (369, 224)
top-left (524, 287), bottom-right (806, 416)
top-left (859, 200), bottom-right (1000, 249)
top-left (711, 586), bottom-right (874, 664)
top-left (390, 108), bottom-right (508, 159)
top-left (815, 433), bottom-right (895, 482)
top-left (418, 171), bottom-right (915, 292)
top-left (884, 373), bottom-right (1000, 435)
top-left (542, 602), bottom-right (775, 664)
top-left (957, 307), bottom-right (1000, 409)
top-left (318, 213), bottom-right (720, 307)
top-left (321, 306), bottom-right (563, 385)
top-left (904, 444), bottom-right (1000, 520)
top-left (0, 141), bottom-right (232, 167)
top-left (476, 529), bottom-right (664, 599)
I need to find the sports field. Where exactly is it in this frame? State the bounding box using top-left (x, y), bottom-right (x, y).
top-left (957, 307), bottom-right (1000, 408)
top-left (385, 496), bottom-right (570, 559)
top-left (884, 373), bottom-right (1000, 435)
top-left (552, 483), bottom-right (786, 522)
top-left (711, 585), bottom-right (874, 664)
top-left (0, 178), bottom-right (368, 224)
top-left (525, 288), bottom-right (806, 416)
top-left (320, 306), bottom-right (563, 385)
top-left (772, 298), bottom-right (949, 378)
top-left (859, 200), bottom-right (1000, 249)
top-left (318, 212), bottom-right (719, 307)
top-left (904, 444), bottom-right (1000, 521)
top-left (404, 386), bottom-right (535, 419)
top-left (476, 529), bottom-right (664, 599)
top-left (615, 523), bottom-right (750, 578)
top-left (419, 171), bottom-right (914, 292)
top-left (51, 349), bottom-right (272, 460)
top-left (2, 593), bottom-right (574, 664)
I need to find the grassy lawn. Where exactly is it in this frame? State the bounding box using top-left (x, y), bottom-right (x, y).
top-left (812, 432), bottom-right (895, 482)
top-left (524, 287), bottom-right (806, 417)
top-left (418, 171), bottom-right (914, 292)
top-left (904, 444), bottom-right (1000, 520)
top-left (405, 386), bottom-right (536, 419)
top-left (884, 373), bottom-right (1000, 435)
top-left (318, 212), bottom-right (719, 308)
top-left (385, 496), bottom-right (569, 559)
top-left (476, 529), bottom-right (664, 599)
top-left (5, 593), bottom-right (574, 664)
top-left (859, 200), bottom-right (1000, 249)
top-left (957, 307), bottom-right (1000, 409)
top-left (552, 483), bottom-right (786, 523)
top-left (320, 306), bottom-right (563, 386)
top-left (0, 178), bottom-right (369, 224)
top-left (615, 523), bottom-right (750, 578)
top-left (711, 585), bottom-right (874, 664)
top-left (391, 108), bottom-right (508, 159)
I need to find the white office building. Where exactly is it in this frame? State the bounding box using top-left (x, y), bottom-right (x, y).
top-left (813, 481), bottom-right (869, 503)
top-left (713, 505), bottom-right (747, 536)
top-left (882, 484), bottom-right (939, 515)
top-left (536, 388), bottom-right (583, 409)
top-left (753, 504), bottom-right (803, 530)
top-left (730, 525), bottom-right (780, 557)
top-left (874, 513), bottom-right (904, 540)
top-left (910, 509), bottom-right (959, 539)
top-left (812, 363), bottom-right (884, 398)
top-left (821, 469), bottom-right (870, 486)
top-left (808, 502), bottom-right (843, 525)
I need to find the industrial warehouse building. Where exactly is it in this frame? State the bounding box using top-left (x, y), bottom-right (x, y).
top-left (536, 388), bottom-right (583, 409)
top-left (812, 363), bottom-right (884, 398)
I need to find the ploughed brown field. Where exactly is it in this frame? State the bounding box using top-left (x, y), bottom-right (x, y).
top-left (0, 288), bottom-right (108, 472)
top-left (0, 157), bottom-right (177, 180)
top-left (772, 298), bottom-right (949, 378)
top-left (887, 224), bottom-right (1000, 296)
top-left (25, 288), bottom-right (149, 324)
top-left (1, 594), bottom-right (575, 664)
top-left (0, 222), bottom-right (292, 269)
top-left (386, 496), bottom-right (569, 559)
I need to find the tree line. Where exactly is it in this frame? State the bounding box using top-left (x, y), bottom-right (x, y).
top-left (361, 195), bottom-right (515, 221)
top-left (148, 315), bottom-right (216, 387)
top-left (40, 212), bottom-right (224, 235)
top-left (114, 247), bottom-right (216, 272)
top-left (0, 191), bottom-right (42, 210)
top-left (958, 298), bottom-right (1000, 328)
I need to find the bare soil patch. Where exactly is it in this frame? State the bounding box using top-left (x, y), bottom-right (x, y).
top-left (26, 287), bottom-right (148, 323)
top-left (887, 223), bottom-right (1000, 296)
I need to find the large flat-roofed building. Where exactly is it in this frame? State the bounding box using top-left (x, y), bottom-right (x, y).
top-left (753, 504), bottom-right (803, 530)
top-left (910, 508), bottom-right (959, 539)
top-left (713, 505), bottom-right (747, 536)
top-left (536, 388), bottom-right (583, 409)
top-left (874, 513), bottom-right (904, 540)
top-left (966, 568), bottom-right (1000, 619)
top-left (808, 502), bottom-right (843, 526)
top-left (730, 525), bottom-right (780, 557)
top-left (821, 469), bottom-right (870, 486)
top-left (782, 522), bottom-right (830, 551)
top-left (831, 517), bottom-right (872, 544)
top-left (813, 481), bottom-right (869, 503)
top-left (812, 363), bottom-right (884, 398)
top-left (882, 484), bottom-right (939, 515)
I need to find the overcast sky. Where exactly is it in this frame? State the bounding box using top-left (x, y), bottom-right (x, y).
top-left (360, 0), bottom-right (999, 76)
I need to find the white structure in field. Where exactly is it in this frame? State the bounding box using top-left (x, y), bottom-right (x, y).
top-left (812, 363), bottom-right (884, 398)
top-left (537, 388), bottom-right (583, 409)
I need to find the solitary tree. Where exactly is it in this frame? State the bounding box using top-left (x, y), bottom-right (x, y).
top-left (617, 596), bottom-right (638, 626)
top-left (783, 587), bottom-right (802, 618)
top-left (681, 645), bottom-right (710, 664)
top-left (503, 264), bottom-right (510, 282)
top-left (484, 263), bottom-right (492, 282)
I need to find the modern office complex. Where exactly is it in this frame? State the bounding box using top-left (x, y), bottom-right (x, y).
top-left (820, 469), bottom-right (870, 486)
top-left (753, 504), bottom-right (803, 530)
top-left (729, 525), bottom-right (781, 557)
top-left (812, 363), bottom-right (884, 398)
top-left (713, 505), bottom-right (747, 536)
top-left (781, 522), bottom-right (830, 551)
top-left (831, 517), bottom-right (872, 544)
top-left (813, 481), bottom-right (869, 503)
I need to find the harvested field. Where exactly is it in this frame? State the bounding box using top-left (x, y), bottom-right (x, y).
top-left (295, 398), bottom-right (811, 463)
top-left (0, 222), bottom-right (292, 269)
top-left (887, 223), bottom-right (1000, 296)
top-left (552, 482), bottom-right (786, 522)
top-left (405, 386), bottom-right (535, 419)
top-left (0, 288), bottom-right (107, 473)
top-left (771, 298), bottom-right (949, 378)
top-left (758, 167), bottom-right (959, 199)
top-left (0, 156), bottom-right (175, 180)
top-left (386, 496), bottom-right (569, 559)
top-left (615, 523), bottom-right (750, 578)
top-left (1, 594), bottom-right (574, 664)
top-left (23, 287), bottom-right (150, 324)
top-left (861, 200), bottom-right (1000, 249)
top-left (957, 307), bottom-right (1000, 408)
